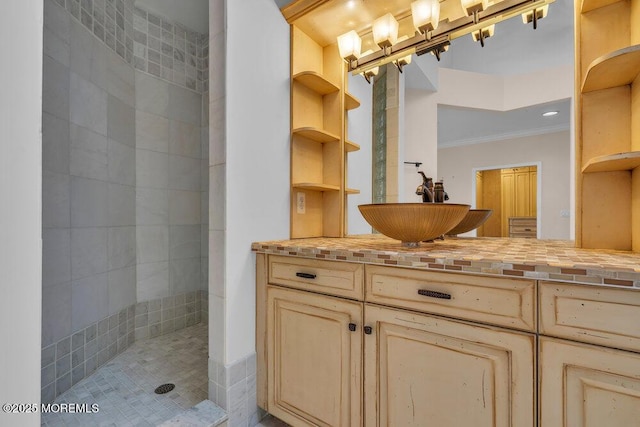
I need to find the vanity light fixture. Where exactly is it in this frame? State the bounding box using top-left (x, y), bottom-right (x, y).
top-left (372, 13), bottom-right (399, 53)
top-left (337, 0), bottom-right (555, 82)
top-left (542, 110), bottom-right (558, 117)
top-left (359, 50), bottom-right (380, 83)
top-left (471, 24), bottom-right (495, 47)
top-left (337, 30), bottom-right (362, 62)
top-left (393, 36), bottom-right (413, 72)
top-left (522, 4), bottom-right (549, 29)
top-left (412, 0), bottom-right (440, 33)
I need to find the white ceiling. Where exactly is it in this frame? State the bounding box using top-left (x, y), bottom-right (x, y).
top-left (135, 0), bottom-right (209, 33)
top-left (437, 99), bottom-right (572, 147)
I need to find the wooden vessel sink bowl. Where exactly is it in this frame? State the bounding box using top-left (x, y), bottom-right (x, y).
top-left (358, 203), bottom-right (470, 247)
top-left (446, 209), bottom-right (493, 236)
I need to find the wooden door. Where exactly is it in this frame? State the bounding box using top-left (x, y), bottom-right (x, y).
top-left (540, 337), bottom-right (640, 427)
top-left (529, 168), bottom-right (537, 217)
top-left (501, 170), bottom-right (515, 237)
top-left (364, 305), bottom-right (535, 427)
top-left (267, 286), bottom-right (362, 427)
top-left (514, 168), bottom-right (531, 217)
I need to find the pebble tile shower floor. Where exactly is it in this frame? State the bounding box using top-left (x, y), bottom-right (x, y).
top-left (41, 323), bottom-right (208, 427)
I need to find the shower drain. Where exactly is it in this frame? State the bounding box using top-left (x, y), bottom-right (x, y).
top-left (154, 383), bottom-right (175, 394)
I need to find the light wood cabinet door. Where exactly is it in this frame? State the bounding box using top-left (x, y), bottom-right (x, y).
top-left (364, 305), bottom-right (535, 427)
top-left (514, 170), bottom-right (531, 217)
top-left (540, 337), bottom-right (640, 427)
top-left (501, 172), bottom-right (515, 237)
top-left (267, 286), bottom-right (362, 427)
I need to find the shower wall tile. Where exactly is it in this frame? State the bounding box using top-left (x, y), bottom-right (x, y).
top-left (71, 227), bottom-right (108, 279)
top-left (71, 273), bottom-right (109, 331)
top-left (169, 155), bottom-right (201, 191)
top-left (42, 171), bottom-right (71, 229)
top-left (42, 282), bottom-right (72, 347)
top-left (69, 20), bottom-right (93, 79)
top-left (43, 55), bottom-right (70, 121)
top-left (168, 84), bottom-right (201, 125)
top-left (45, 0), bottom-right (71, 43)
top-left (136, 149), bottom-right (169, 188)
top-left (170, 225), bottom-right (201, 260)
top-left (136, 225), bottom-right (169, 263)
top-left (43, 228), bottom-right (71, 288)
top-left (136, 188), bottom-right (169, 225)
top-left (107, 226), bottom-right (136, 270)
top-left (169, 120), bottom-right (201, 158)
top-left (107, 183), bottom-right (136, 226)
top-left (69, 72), bottom-right (108, 135)
top-left (108, 265), bottom-right (136, 313)
top-left (107, 95), bottom-right (136, 146)
top-left (44, 26), bottom-right (71, 67)
top-left (170, 258), bottom-right (201, 294)
top-left (135, 72), bottom-right (169, 115)
top-left (107, 48), bottom-right (136, 106)
top-left (70, 124), bottom-right (109, 181)
top-left (169, 190), bottom-right (201, 225)
top-left (107, 139), bottom-right (136, 185)
top-left (71, 176), bottom-right (109, 227)
top-left (43, 113), bottom-right (71, 175)
top-left (136, 261), bottom-right (169, 302)
top-left (136, 110), bottom-right (169, 153)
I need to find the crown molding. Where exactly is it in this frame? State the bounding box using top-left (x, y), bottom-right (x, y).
top-left (438, 124), bottom-right (570, 149)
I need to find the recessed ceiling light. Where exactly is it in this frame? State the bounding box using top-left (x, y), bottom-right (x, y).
top-left (346, 0), bottom-right (356, 9)
top-left (542, 111), bottom-right (558, 117)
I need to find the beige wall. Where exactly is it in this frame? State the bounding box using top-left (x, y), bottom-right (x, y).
top-left (438, 131), bottom-right (572, 240)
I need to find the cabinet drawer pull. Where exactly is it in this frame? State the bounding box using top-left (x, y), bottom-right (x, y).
top-left (418, 289), bottom-right (452, 300)
top-left (364, 326), bottom-right (373, 335)
top-left (348, 323), bottom-right (356, 332)
top-left (295, 272), bottom-right (317, 279)
top-left (524, 228), bottom-right (532, 231)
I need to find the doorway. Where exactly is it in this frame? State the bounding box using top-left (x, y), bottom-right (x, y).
top-left (475, 165), bottom-right (539, 238)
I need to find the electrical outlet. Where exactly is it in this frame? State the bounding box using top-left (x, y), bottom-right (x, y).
top-left (296, 192), bottom-right (306, 214)
top-left (560, 210), bottom-right (570, 218)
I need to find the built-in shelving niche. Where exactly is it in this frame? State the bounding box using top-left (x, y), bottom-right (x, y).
top-left (577, 0), bottom-right (640, 251)
top-left (290, 26), bottom-right (360, 238)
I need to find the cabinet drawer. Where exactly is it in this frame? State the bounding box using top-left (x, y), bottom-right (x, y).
top-left (268, 255), bottom-right (363, 300)
top-left (365, 265), bottom-right (536, 331)
top-left (539, 281), bottom-right (640, 352)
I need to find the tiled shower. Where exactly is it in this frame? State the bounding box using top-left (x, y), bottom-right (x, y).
top-left (41, 0), bottom-right (210, 405)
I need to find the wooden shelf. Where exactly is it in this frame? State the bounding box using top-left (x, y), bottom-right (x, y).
top-left (292, 182), bottom-right (341, 191)
top-left (292, 127), bottom-right (340, 143)
top-left (293, 71), bottom-right (339, 95)
top-left (582, 151), bottom-right (640, 173)
top-left (582, 45), bottom-right (640, 93)
top-left (581, 0), bottom-right (622, 13)
top-left (345, 140), bottom-right (360, 152)
top-left (345, 92), bottom-right (361, 110)
top-left (346, 188), bottom-right (360, 194)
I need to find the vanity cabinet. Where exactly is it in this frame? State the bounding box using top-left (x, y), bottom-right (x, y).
top-left (538, 281), bottom-right (640, 426)
top-left (265, 285), bottom-right (362, 427)
top-left (364, 305), bottom-right (535, 427)
top-left (257, 254), bottom-right (537, 426)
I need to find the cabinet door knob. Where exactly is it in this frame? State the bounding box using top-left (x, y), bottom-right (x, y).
top-left (348, 323), bottom-right (356, 332)
top-left (364, 326), bottom-right (373, 335)
top-left (295, 272), bottom-right (317, 279)
top-left (417, 289), bottom-right (452, 300)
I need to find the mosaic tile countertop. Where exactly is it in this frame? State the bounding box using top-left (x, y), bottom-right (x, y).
top-left (252, 235), bottom-right (640, 289)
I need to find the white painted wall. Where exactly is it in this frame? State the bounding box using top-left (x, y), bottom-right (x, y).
top-left (438, 131), bottom-right (572, 240)
top-left (403, 65), bottom-right (574, 210)
top-left (403, 89), bottom-right (439, 202)
top-left (225, 0), bottom-right (289, 363)
top-left (347, 74), bottom-right (373, 235)
top-left (0, 1), bottom-right (43, 425)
